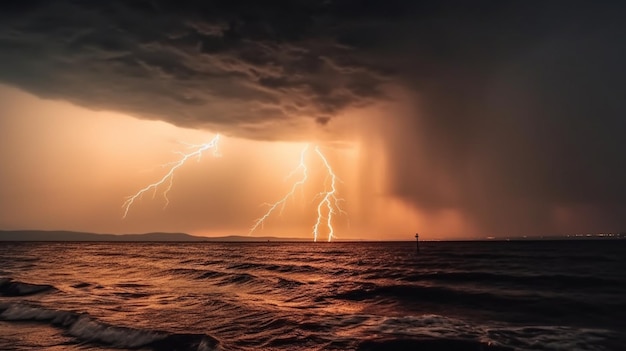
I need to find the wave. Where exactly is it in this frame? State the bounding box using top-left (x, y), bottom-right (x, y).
top-left (226, 262), bottom-right (318, 274)
top-left (164, 268), bottom-right (269, 289)
top-left (226, 262), bottom-right (260, 270)
top-left (0, 278), bottom-right (56, 296)
top-left (275, 277), bottom-right (304, 289)
top-left (163, 268), bottom-right (228, 280)
top-left (196, 270), bottom-right (229, 280)
top-left (355, 314), bottom-right (620, 351)
top-left (328, 283), bottom-right (626, 326)
top-left (356, 337), bottom-right (513, 351)
top-left (356, 330), bottom-right (620, 351)
top-left (215, 272), bottom-right (258, 286)
top-left (399, 271), bottom-right (626, 289)
top-left (71, 282), bottom-right (91, 289)
top-left (331, 283), bottom-right (507, 307)
top-left (0, 302), bottom-right (219, 351)
top-left (166, 260), bottom-right (319, 277)
top-left (433, 248), bottom-right (619, 263)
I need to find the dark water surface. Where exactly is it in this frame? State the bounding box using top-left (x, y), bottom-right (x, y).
top-left (0, 241), bottom-right (624, 350)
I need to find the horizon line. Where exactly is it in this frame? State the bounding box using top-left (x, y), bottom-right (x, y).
top-left (1, 229), bottom-right (624, 242)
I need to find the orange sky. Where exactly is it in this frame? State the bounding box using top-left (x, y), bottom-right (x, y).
top-left (2, 3), bottom-right (625, 240)
top-left (0, 84), bottom-right (470, 241)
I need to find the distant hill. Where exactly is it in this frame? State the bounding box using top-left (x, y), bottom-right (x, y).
top-left (0, 230), bottom-right (311, 242)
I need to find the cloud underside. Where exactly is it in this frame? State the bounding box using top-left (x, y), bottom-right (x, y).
top-left (1, 1), bottom-right (626, 234)
top-left (0, 1), bottom-right (397, 139)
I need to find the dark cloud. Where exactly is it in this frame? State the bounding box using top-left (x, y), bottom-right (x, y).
top-left (1, 1), bottom-right (625, 234)
top-left (374, 2), bottom-right (626, 234)
top-left (0, 0), bottom-right (393, 139)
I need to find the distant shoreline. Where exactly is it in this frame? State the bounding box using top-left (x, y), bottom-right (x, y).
top-left (0, 230), bottom-right (308, 242)
top-left (0, 230), bottom-right (624, 242)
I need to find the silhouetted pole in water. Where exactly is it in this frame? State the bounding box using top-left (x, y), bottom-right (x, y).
top-left (415, 233), bottom-right (420, 253)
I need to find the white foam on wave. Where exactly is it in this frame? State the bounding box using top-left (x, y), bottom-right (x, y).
top-left (0, 303), bottom-right (220, 351)
top-left (68, 314), bottom-right (164, 348)
top-left (0, 303), bottom-right (76, 326)
top-left (197, 338), bottom-right (220, 351)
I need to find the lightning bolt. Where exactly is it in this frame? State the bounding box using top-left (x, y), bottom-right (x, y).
top-left (250, 144), bottom-right (346, 241)
top-left (122, 134), bottom-right (220, 218)
top-left (249, 145), bottom-right (309, 234)
top-left (312, 146), bottom-right (346, 242)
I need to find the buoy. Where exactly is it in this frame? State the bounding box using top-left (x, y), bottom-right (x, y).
top-left (415, 233), bottom-right (420, 253)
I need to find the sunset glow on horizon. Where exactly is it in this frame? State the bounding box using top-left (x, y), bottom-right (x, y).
top-left (0, 84), bottom-right (443, 240)
top-left (2, 79), bottom-right (625, 240)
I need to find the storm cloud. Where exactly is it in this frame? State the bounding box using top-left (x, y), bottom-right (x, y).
top-left (0, 0), bottom-right (394, 139)
top-left (1, 1), bottom-right (625, 235)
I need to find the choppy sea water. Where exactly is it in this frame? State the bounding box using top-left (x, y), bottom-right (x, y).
top-left (0, 241), bottom-right (624, 351)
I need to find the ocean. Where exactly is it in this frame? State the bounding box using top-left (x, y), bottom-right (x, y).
top-left (0, 241), bottom-right (624, 350)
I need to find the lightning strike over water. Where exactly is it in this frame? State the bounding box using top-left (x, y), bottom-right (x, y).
top-left (250, 145), bottom-right (346, 241)
top-left (122, 134), bottom-right (220, 218)
top-left (312, 146), bottom-right (345, 242)
top-left (249, 145), bottom-right (309, 235)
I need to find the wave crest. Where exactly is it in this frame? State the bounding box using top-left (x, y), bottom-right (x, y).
top-left (0, 278), bottom-right (56, 296)
top-left (0, 303), bottom-right (219, 351)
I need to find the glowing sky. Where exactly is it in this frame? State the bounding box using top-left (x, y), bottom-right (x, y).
top-left (1, 2), bottom-right (625, 240)
top-left (0, 85), bottom-right (431, 240)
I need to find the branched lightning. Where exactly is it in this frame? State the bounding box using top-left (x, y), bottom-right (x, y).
top-left (312, 146), bottom-right (346, 242)
top-left (250, 144), bottom-right (346, 241)
top-left (122, 134), bottom-right (220, 218)
top-left (122, 134), bottom-right (345, 241)
top-left (249, 145), bottom-right (309, 234)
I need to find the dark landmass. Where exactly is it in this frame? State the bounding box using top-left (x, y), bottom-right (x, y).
top-left (0, 230), bottom-right (310, 242)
